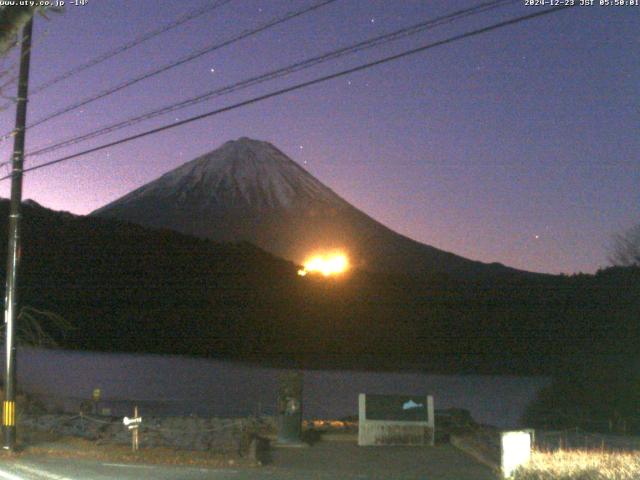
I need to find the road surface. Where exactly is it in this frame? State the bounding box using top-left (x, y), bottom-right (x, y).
top-left (0, 442), bottom-right (497, 479)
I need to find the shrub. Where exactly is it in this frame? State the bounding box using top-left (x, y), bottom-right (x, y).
top-left (513, 449), bottom-right (640, 480)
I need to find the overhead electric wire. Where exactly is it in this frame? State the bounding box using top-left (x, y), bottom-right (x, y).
top-left (0, 1), bottom-right (232, 112)
top-left (0, 5), bottom-right (574, 183)
top-left (0, 72), bottom-right (17, 97)
top-left (30, 0), bottom-right (234, 95)
top-left (27, 0), bottom-right (518, 159)
top-left (0, 0), bottom-right (338, 141)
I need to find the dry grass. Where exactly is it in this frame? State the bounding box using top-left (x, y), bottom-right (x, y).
top-left (14, 427), bottom-right (254, 468)
top-left (513, 449), bottom-right (640, 480)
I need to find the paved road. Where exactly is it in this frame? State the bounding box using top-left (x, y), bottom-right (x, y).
top-left (0, 443), bottom-right (497, 479)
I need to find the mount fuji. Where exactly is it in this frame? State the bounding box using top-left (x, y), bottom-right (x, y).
top-left (92, 137), bottom-right (524, 278)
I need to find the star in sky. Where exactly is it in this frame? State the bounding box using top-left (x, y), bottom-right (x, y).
top-left (9, 0), bottom-right (636, 275)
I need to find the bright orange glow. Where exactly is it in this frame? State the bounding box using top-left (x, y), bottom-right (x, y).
top-left (298, 252), bottom-right (349, 277)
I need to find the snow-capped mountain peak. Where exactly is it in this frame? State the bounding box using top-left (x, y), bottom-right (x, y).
top-left (101, 138), bottom-right (345, 213)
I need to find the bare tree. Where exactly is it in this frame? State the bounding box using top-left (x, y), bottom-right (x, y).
top-left (0, 6), bottom-right (62, 109)
top-left (0, 306), bottom-right (73, 348)
top-left (0, 6), bottom-right (39, 55)
top-left (610, 224), bottom-right (640, 267)
top-left (0, 5), bottom-right (63, 51)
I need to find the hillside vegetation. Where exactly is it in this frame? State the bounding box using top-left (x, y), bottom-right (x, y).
top-left (1, 200), bottom-right (638, 375)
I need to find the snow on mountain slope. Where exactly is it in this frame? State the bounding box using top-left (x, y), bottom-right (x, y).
top-left (97, 138), bottom-right (346, 213)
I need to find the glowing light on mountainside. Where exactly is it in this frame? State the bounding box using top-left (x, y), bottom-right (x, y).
top-left (297, 252), bottom-right (349, 277)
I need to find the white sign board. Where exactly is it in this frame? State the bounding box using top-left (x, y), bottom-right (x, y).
top-left (123, 416), bottom-right (142, 430)
top-left (358, 393), bottom-right (435, 446)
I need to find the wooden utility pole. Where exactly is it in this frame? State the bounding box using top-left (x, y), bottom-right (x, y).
top-left (3, 18), bottom-right (33, 451)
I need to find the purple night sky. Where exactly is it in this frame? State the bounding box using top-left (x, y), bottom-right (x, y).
top-left (0, 0), bottom-right (637, 275)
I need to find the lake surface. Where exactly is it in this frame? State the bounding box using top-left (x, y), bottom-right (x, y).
top-left (7, 347), bottom-right (549, 428)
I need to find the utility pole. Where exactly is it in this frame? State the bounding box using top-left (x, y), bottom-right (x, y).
top-left (3, 18), bottom-right (33, 451)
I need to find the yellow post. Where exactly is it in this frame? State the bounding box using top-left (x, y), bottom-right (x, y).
top-left (2, 401), bottom-right (15, 428)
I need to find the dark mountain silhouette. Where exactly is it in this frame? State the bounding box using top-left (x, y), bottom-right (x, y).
top-left (1, 200), bottom-right (637, 375)
top-left (92, 137), bottom-right (532, 279)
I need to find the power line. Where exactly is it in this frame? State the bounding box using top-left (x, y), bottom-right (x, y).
top-left (0, 0), bottom-right (224, 112)
top-left (27, 0), bottom-right (518, 158)
top-left (30, 0), bottom-right (234, 95)
top-left (0, 5), bottom-right (574, 183)
top-left (0, 0), bottom-right (338, 141)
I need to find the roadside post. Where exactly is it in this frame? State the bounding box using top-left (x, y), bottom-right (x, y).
top-left (123, 406), bottom-right (142, 452)
top-left (501, 430), bottom-right (533, 478)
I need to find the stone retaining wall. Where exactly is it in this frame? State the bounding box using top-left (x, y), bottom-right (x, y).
top-left (20, 413), bottom-right (272, 452)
